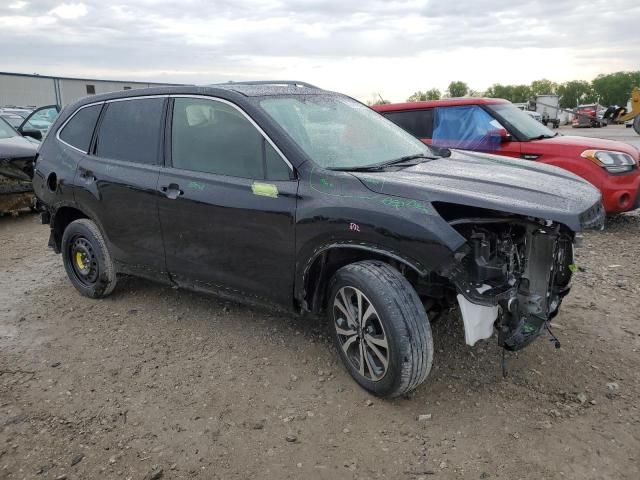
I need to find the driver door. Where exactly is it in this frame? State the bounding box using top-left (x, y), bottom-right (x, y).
top-left (157, 96), bottom-right (298, 308)
top-left (18, 105), bottom-right (60, 141)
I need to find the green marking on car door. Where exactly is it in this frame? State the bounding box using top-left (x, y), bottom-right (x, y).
top-left (252, 182), bottom-right (279, 198)
top-left (188, 181), bottom-right (205, 191)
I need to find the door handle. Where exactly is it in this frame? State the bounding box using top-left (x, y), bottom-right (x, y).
top-left (160, 183), bottom-right (184, 200)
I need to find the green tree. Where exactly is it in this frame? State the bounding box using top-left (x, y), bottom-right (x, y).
top-left (530, 79), bottom-right (557, 96)
top-left (407, 88), bottom-right (441, 102)
top-left (511, 84), bottom-right (533, 103)
top-left (424, 88), bottom-right (441, 100)
top-left (485, 84), bottom-right (512, 100)
top-left (591, 71), bottom-right (640, 106)
top-left (557, 80), bottom-right (595, 108)
top-left (447, 81), bottom-right (469, 98)
top-left (485, 84), bottom-right (531, 103)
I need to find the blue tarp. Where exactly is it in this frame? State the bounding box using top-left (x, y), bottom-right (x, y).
top-left (432, 106), bottom-right (502, 151)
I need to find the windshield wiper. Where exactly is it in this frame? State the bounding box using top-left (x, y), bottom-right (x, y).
top-left (529, 133), bottom-right (557, 140)
top-left (328, 153), bottom-right (437, 172)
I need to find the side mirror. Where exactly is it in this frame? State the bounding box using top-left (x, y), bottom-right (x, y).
top-left (20, 128), bottom-right (43, 141)
top-left (492, 128), bottom-right (511, 143)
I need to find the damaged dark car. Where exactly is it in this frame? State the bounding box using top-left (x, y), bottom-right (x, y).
top-left (0, 116), bottom-right (38, 214)
top-left (33, 82), bottom-right (604, 397)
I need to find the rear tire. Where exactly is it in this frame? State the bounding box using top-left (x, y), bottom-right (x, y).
top-left (61, 219), bottom-right (117, 298)
top-left (634, 116), bottom-right (640, 135)
top-left (328, 260), bottom-right (433, 397)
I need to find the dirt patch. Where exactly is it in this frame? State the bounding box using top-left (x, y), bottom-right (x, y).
top-left (1, 212), bottom-right (639, 479)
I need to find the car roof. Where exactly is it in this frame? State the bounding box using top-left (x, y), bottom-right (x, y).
top-left (67, 81), bottom-right (331, 109)
top-left (212, 83), bottom-right (326, 97)
top-left (373, 97), bottom-right (510, 112)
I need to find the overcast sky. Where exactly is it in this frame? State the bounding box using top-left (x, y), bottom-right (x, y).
top-left (1, 0), bottom-right (638, 102)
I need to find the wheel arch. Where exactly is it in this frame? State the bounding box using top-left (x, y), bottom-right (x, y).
top-left (295, 242), bottom-right (427, 314)
top-left (49, 203), bottom-right (96, 253)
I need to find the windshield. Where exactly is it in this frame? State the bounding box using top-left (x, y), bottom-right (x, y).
top-left (0, 117), bottom-right (19, 139)
top-left (487, 103), bottom-right (555, 140)
top-left (1, 114), bottom-right (23, 128)
top-left (259, 95), bottom-right (433, 169)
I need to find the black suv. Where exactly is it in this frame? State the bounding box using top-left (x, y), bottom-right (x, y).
top-left (33, 81), bottom-right (604, 397)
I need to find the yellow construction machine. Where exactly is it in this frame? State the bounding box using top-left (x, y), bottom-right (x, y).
top-left (615, 87), bottom-right (640, 134)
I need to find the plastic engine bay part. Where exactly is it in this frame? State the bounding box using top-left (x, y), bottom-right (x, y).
top-left (457, 293), bottom-right (499, 346)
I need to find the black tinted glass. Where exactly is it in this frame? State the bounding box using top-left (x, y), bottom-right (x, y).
top-left (96, 98), bottom-right (164, 164)
top-left (384, 110), bottom-right (433, 138)
top-left (59, 104), bottom-right (102, 152)
top-left (171, 98), bottom-right (264, 179)
top-left (264, 141), bottom-right (290, 180)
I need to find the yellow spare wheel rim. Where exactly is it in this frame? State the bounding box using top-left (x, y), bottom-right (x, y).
top-left (75, 251), bottom-right (87, 270)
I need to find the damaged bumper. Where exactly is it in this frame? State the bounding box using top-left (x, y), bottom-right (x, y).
top-left (445, 211), bottom-right (593, 350)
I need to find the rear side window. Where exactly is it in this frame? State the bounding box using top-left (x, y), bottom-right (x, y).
top-left (96, 98), bottom-right (164, 164)
top-left (58, 104), bottom-right (102, 152)
top-left (172, 97), bottom-right (290, 180)
top-left (383, 110), bottom-right (433, 138)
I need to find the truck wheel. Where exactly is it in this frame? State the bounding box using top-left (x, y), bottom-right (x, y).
top-left (328, 260), bottom-right (433, 397)
top-left (634, 116), bottom-right (640, 135)
top-left (61, 218), bottom-right (117, 298)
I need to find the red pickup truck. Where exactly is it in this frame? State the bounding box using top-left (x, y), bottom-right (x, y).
top-left (373, 98), bottom-right (640, 213)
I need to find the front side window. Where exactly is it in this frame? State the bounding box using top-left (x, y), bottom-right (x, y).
top-left (383, 110), bottom-right (434, 138)
top-left (58, 104), bottom-right (102, 152)
top-left (487, 103), bottom-right (556, 140)
top-left (432, 106), bottom-right (503, 151)
top-left (259, 95), bottom-right (433, 170)
top-left (95, 98), bottom-right (164, 164)
top-left (171, 98), bottom-right (290, 180)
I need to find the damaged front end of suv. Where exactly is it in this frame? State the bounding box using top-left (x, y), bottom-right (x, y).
top-left (353, 150), bottom-right (605, 354)
top-left (442, 213), bottom-right (583, 350)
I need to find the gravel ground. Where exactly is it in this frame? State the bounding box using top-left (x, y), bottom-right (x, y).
top-left (1, 134), bottom-right (639, 479)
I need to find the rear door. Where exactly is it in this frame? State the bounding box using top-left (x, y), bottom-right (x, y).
top-left (157, 96), bottom-right (298, 307)
top-left (73, 97), bottom-right (167, 278)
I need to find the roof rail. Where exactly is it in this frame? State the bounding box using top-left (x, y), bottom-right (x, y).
top-left (215, 80), bottom-right (320, 89)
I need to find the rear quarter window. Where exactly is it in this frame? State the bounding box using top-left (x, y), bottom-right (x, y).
top-left (96, 98), bottom-right (165, 164)
top-left (383, 110), bottom-right (433, 138)
top-left (58, 104), bottom-right (102, 152)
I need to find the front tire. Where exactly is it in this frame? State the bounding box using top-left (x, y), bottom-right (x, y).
top-left (328, 261), bottom-right (433, 397)
top-left (61, 218), bottom-right (117, 298)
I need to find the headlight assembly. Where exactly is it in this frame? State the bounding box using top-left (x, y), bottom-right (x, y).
top-left (581, 149), bottom-right (636, 174)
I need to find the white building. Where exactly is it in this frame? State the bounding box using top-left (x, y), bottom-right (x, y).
top-left (0, 71), bottom-right (183, 108)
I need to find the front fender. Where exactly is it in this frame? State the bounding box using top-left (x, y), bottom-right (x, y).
top-left (293, 166), bottom-right (463, 307)
top-left (294, 239), bottom-right (428, 305)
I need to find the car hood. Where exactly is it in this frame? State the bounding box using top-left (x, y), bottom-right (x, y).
top-left (0, 135), bottom-right (38, 158)
top-left (0, 136), bottom-right (37, 181)
top-left (531, 135), bottom-right (639, 159)
top-left (353, 150), bottom-right (603, 231)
